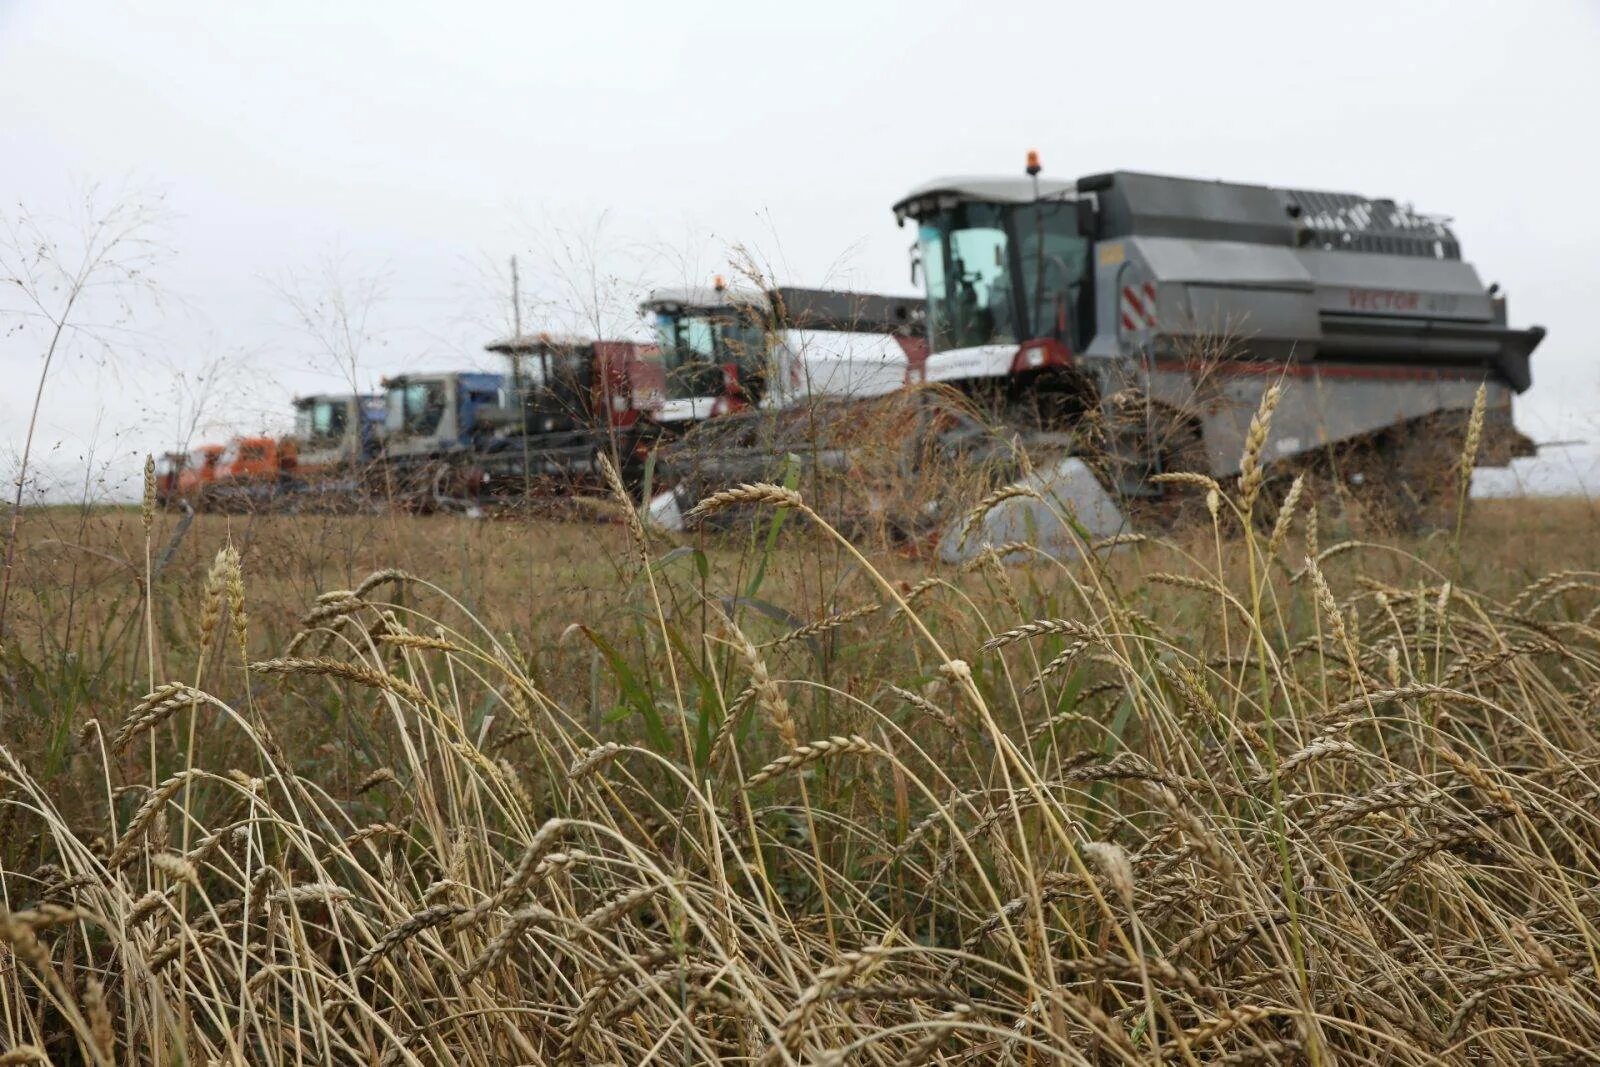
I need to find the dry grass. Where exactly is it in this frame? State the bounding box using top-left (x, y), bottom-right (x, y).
top-left (3, 469), bottom-right (1600, 1062)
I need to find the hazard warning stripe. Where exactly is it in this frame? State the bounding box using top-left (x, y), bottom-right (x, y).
top-left (1122, 286), bottom-right (1148, 319)
top-left (1120, 284), bottom-right (1158, 331)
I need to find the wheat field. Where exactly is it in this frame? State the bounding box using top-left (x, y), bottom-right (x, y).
top-left (3, 425), bottom-right (1600, 1063)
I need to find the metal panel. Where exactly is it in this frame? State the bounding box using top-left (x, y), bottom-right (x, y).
top-left (939, 456), bottom-right (1126, 563)
top-left (1094, 172), bottom-right (1296, 246)
top-left (1116, 237), bottom-right (1321, 353)
top-left (1130, 237), bottom-right (1312, 288)
top-left (1142, 367), bottom-right (1512, 475)
top-left (1298, 249), bottom-right (1492, 321)
top-left (1178, 285), bottom-right (1322, 348)
top-left (766, 329), bottom-right (910, 407)
top-left (771, 288), bottom-right (925, 334)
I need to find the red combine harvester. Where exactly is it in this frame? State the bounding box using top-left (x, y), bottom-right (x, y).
top-left (468, 333), bottom-right (666, 498)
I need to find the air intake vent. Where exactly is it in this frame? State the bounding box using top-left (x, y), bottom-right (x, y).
top-left (1281, 189), bottom-right (1461, 260)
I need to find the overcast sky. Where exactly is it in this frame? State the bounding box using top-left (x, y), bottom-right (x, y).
top-left (2, 0), bottom-right (1597, 499)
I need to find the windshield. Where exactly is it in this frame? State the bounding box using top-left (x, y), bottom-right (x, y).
top-left (653, 310), bottom-right (768, 401)
top-left (295, 400), bottom-right (348, 442)
top-left (386, 380), bottom-right (448, 436)
top-left (915, 199), bottom-right (1090, 354)
top-left (514, 346), bottom-right (590, 414)
top-left (508, 350), bottom-right (548, 388)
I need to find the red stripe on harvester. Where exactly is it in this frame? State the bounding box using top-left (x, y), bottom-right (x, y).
top-left (1122, 287), bottom-right (1149, 322)
top-left (1150, 359), bottom-right (1493, 383)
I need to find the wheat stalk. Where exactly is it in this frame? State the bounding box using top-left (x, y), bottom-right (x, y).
top-left (745, 734), bottom-right (884, 790)
top-left (961, 484), bottom-right (1043, 537)
top-left (1237, 383), bottom-right (1282, 510)
top-left (686, 482), bottom-right (803, 523)
top-left (597, 449), bottom-right (650, 572)
top-left (1266, 473), bottom-right (1305, 558)
top-left (1150, 471), bottom-right (1221, 494)
top-left (762, 602), bottom-right (881, 650)
top-left (249, 656), bottom-right (427, 704)
top-left (980, 618), bottom-right (1093, 652)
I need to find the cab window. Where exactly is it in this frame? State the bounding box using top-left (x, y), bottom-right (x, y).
top-left (403, 381), bottom-right (448, 435)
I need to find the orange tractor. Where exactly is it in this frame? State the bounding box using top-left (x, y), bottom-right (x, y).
top-left (159, 437), bottom-right (297, 512)
top-left (156, 445), bottom-right (226, 508)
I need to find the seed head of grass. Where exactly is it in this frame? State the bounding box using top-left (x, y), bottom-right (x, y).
top-left (141, 454), bottom-right (156, 531)
top-left (686, 482), bottom-right (804, 524)
top-left (1237, 382), bottom-right (1282, 510)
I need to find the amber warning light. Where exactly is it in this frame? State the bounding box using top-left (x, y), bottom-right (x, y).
top-left (1025, 149), bottom-right (1042, 177)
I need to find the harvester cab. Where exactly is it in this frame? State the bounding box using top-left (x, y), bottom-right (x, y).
top-left (641, 281), bottom-right (770, 424)
top-left (291, 393), bottom-right (384, 473)
top-left (444, 334), bottom-right (669, 492)
top-left (482, 333), bottom-right (664, 437)
top-left (895, 155), bottom-right (1545, 538)
top-left (895, 169), bottom-right (1092, 382)
top-left (175, 444), bottom-right (225, 500)
top-left (153, 451), bottom-right (188, 507)
top-left (639, 281), bottom-right (926, 425)
top-left (378, 372), bottom-right (506, 462)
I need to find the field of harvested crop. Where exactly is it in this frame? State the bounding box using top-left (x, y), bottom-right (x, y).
top-left (4, 469), bottom-right (1600, 1063)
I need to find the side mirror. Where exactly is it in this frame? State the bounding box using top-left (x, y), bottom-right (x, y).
top-left (908, 242), bottom-right (921, 287)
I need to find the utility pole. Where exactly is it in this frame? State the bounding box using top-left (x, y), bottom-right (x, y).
top-left (509, 255), bottom-right (524, 389)
top-left (510, 255), bottom-right (522, 338)
top-left (509, 254), bottom-right (532, 506)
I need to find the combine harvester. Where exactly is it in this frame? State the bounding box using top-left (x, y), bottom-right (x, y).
top-left (640, 281), bottom-right (931, 528)
top-left (373, 334), bottom-right (664, 510)
top-left (160, 397), bottom-right (380, 513)
top-left (641, 280), bottom-right (926, 421)
top-left (372, 370), bottom-right (506, 507)
top-left (153, 438), bottom-right (294, 513)
top-left (475, 333), bottom-right (665, 492)
top-left (153, 445), bottom-right (224, 509)
top-left (293, 393), bottom-right (384, 474)
top-left (892, 155), bottom-right (1543, 557)
top-left (287, 392), bottom-right (385, 508)
top-left (201, 435), bottom-right (298, 512)
top-left (159, 159), bottom-right (1541, 540)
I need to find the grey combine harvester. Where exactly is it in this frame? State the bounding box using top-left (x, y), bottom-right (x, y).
top-left (893, 158), bottom-right (1545, 552)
